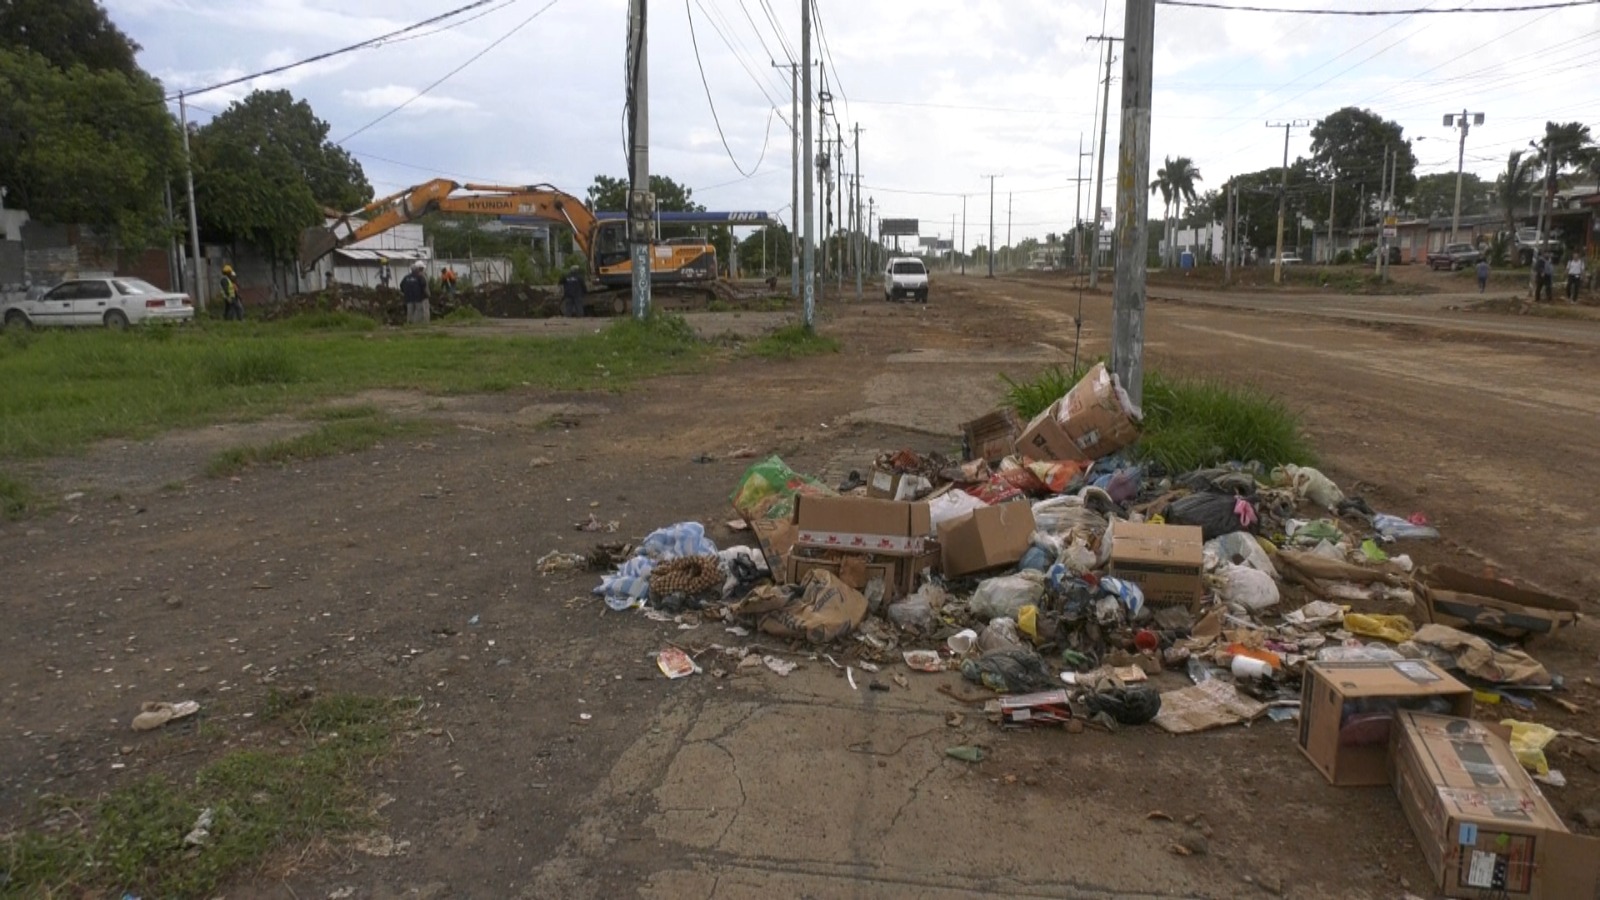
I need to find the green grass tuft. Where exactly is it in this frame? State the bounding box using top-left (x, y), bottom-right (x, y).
top-left (207, 417), bottom-right (434, 477)
top-left (0, 471), bottom-right (35, 519)
top-left (1001, 363), bottom-right (1315, 472)
top-left (205, 342), bottom-right (300, 387)
top-left (437, 306), bottom-right (485, 323)
top-left (0, 693), bottom-right (409, 898)
top-left (747, 324), bottom-right (840, 358)
top-left (280, 310), bottom-right (380, 332)
top-left (304, 403), bottom-right (382, 421)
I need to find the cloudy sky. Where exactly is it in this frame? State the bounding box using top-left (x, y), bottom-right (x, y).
top-left (106, 0), bottom-right (1600, 247)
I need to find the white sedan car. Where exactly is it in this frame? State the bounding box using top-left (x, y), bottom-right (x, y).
top-left (2, 277), bottom-right (194, 330)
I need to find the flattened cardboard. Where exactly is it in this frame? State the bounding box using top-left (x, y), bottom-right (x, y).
top-left (1297, 660), bottom-right (1471, 786)
top-left (1107, 521), bottom-right (1204, 608)
top-left (748, 517), bottom-right (797, 573)
top-left (937, 503), bottom-right (1036, 578)
top-left (792, 495), bottom-right (932, 556)
top-left (961, 408), bottom-right (1022, 465)
top-left (1423, 566), bottom-right (1581, 640)
top-left (1391, 711), bottom-right (1600, 899)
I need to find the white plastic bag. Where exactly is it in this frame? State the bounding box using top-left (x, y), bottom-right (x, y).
top-left (1217, 563), bottom-right (1280, 612)
top-left (1280, 464), bottom-right (1345, 512)
top-left (929, 490), bottom-right (990, 529)
top-left (1204, 532), bottom-right (1277, 579)
top-left (977, 617), bottom-right (1023, 653)
top-left (969, 573), bottom-right (1046, 620)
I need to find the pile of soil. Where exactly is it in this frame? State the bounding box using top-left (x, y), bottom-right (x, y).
top-left (264, 283), bottom-right (564, 325)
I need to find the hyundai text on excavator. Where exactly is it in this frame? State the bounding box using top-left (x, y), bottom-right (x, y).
top-left (297, 179), bottom-right (718, 289)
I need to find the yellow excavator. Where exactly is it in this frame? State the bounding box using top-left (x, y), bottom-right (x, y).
top-left (298, 179), bottom-right (718, 288)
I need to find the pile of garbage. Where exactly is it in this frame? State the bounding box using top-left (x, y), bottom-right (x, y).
top-left (579, 363), bottom-right (1582, 739)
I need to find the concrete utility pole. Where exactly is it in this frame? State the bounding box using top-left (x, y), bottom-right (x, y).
top-left (626, 0), bottom-right (651, 319)
top-left (1006, 192), bottom-right (1012, 273)
top-left (773, 61), bottom-right (800, 295)
top-left (960, 195), bottom-right (967, 276)
top-left (1327, 180), bottom-right (1336, 264)
top-left (836, 121), bottom-right (845, 291)
top-left (1087, 34), bottom-right (1121, 288)
top-left (1110, 0), bottom-right (1153, 408)
top-left (854, 122), bottom-right (863, 301)
top-left (801, 0), bottom-right (815, 328)
top-left (1532, 137), bottom-right (1555, 299)
top-left (1444, 110), bottom-right (1485, 244)
top-left (1075, 133), bottom-right (1091, 271)
top-left (985, 174), bottom-right (998, 278)
top-left (950, 213), bottom-right (956, 271)
top-left (1267, 118), bottom-right (1309, 285)
top-left (1224, 183), bottom-right (1235, 285)
top-left (178, 92), bottom-right (207, 311)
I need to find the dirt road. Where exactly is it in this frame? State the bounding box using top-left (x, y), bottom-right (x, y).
top-left (3, 272), bottom-right (1597, 899)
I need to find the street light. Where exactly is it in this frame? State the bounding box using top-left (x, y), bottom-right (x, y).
top-left (1442, 111), bottom-right (1486, 244)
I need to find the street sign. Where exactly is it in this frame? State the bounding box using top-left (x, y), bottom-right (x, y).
top-left (1382, 227), bottom-right (1397, 238)
top-left (880, 218), bottom-right (919, 237)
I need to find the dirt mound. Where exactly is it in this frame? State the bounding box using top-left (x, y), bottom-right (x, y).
top-left (266, 283), bottom-right (564, 325)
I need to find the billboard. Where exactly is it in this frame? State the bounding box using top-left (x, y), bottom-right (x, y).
top-left (880, 218), bottom-right (919, 237)
top-left (918, 236), bottom-right (940, 248)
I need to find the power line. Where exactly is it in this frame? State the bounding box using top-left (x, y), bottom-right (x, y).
top-left (163, 0), bottom-right (505, 101)
top-left (1156, 0), bottom-right (1598, 12)
top-left (686, 0), bottom-right (778, 177)
top-left (699, 0), bottom-right (792, 100)
top-left (337, 0), bottom-right (564, 145)
top-left (733, 0), bottom-right (788, 67)
top-left (810, 0), bottom-right (850, 123)
top-left (756, 0), bottom-right (798, 63)
top-left (690, 0), bottom-right (786, 110)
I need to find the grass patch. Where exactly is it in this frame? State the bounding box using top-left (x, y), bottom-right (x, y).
top-left (206, 417), bottom-right (435, 477)
top-left (0, 692), bottom-right (408, 899)
top-left (1000, 363), bottom-right (1315, 472)
top-left (304, 403), bottom-right (382, 421)
top-left (0, 315), bottom-right (708, 461)
top-left (437, 306), bottom-right (485, 324)
top-left (279, 310), bottom-right (380, 332)
top-left (0, 471), bottom-right (36, 519)
top-left (746, 324), bottom-right (840, 358)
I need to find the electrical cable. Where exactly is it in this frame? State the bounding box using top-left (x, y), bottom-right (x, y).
top-left (382, 0), bottom-right (526, 46)
top-left (686, 0), bottom-right (778, 177)
top-left (337, 0), bottom-right (563, 145)
top-left (810, 0), bottom-right (850, 124)
top-left (163, 0), bottom-right (503, 100)
top-left (1157, 0), bottom-right (1597, 12)
top-left (734, 0), bottom-right (790, 68)
top-left (756, 0), bottom-right (798, 63)
top-left (691, 0), bottom-right (788, 108)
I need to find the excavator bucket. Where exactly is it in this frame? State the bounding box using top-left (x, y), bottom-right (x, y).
top-left (298, 226), bottom-right (339, 272)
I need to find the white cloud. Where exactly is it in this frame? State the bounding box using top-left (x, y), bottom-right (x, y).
top-left (341, 85), bottom-right (478, 113)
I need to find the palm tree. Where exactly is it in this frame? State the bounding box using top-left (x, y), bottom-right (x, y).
top-left (1150, 159), bottom-right (1175, 266)
top-left (1168, 156), bottom-right (1203, 259)
top-left (1497, 149), bottom-right (1538, 237)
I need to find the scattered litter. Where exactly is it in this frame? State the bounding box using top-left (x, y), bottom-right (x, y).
top-left (762, 656), bottom-right (797, 677)
top-left (847, 667), bottom-right (858, 690)
top-left (656, 648), bottom-right (699, 679)
top-left (182, 808), bottom-right (214, 846)
top-left (1152, 680), bottom-right (1268, 734)
top-left (1502, 718), bottom-right (1559, 775)
top-left (575, 513), bottom-right (620, 533)
top-left (130, 700), bottom-right (200, 732)
top-left (903, 650), bottom-right (944, 672)
top-left (536, 550), bottom-right (587, 575)
top-left (945, 745), bottom-right (985, 763)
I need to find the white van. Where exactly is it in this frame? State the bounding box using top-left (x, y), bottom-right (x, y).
top-left (883, 257), bottom-right (929, 303)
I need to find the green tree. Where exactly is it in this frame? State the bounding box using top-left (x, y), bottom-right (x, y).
top-left (0, 47), bottom-right (178, 245)
top-left (0, 0), bottom-right (141, 78)
top-left (1408, 172), bottom-right (1489, 219)
top-left (1309, 107), bottom-right (1416, 229)
top-left (737, 224), bottom-right (792, 277)
top-left (192, 90), bottom-right (372, 266)
top-left (1496, 150), bottom-right (1538, 236)
top-left (1152, 156), bottom-right (1201, 266)
top-left (1209, 163), bottom-right (1317, 259)
top-left (1534, 120), bottom-right (1596, 194)
top-left (584, 174), bottom-right (702, 214)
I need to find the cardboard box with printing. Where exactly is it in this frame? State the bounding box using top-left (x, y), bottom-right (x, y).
top-left (1015, 363), bottom-right (1143, 462)
top-left (1107, 521), bottom-right (1203, 608)
top-left (1297, 659), bottom-right (1471, 786)
top-left (785, 495), bottom-right (940, 601)
top-left (938, 503), bottom-right (1036, 578)
top-left (1391, 711), bottom-right (1600, 899)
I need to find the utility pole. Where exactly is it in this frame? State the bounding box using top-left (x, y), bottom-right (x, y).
top-left (1076, 134), bottom-right (1092, 272)
top-left (1327, 179), bottom-right (1336, 264)
top-left (626, 0), bottom-right (651, 319)
top-left (1110, 0), bottom-right (1153, 407)
top-left (800, 0), bottom-right (815, 328)
top-left (178, 92), bottom-right (207, 311)
top-left (1267, 118), bottom-right (1309, 285)
top-left (1532, 137), bottom-right (1555, 299)
top-left (1444, 110), bottom-right (1485, 244)
top-left (1224, 183), bottom-right (1235, 285)
top-left (773, 61), bottom-right (800, 295)
top-left (950, 213), bottom-right (956, 271)
top-left (853, 122), bottom-right (863, 301)
top-left (985, 174), bottom-right (998, 278)
top-left (960, 195), bottom-right (967, 276)
top-left (1006, 192), bottom-right (1012, 273)
top-left (1087, 35), bottom-right (1120, 288)
top-left (836, 121), bottom-right (845, 291)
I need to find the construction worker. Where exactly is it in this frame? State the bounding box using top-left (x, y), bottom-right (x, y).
top-left (220, 264), bottom-right (244, 321)
top-left (400, 261), bottom-right (430, 324)
top-left (378, 257), bottom-right (392, 289)
top-left (560, 266), bottom-right (586, 317)
top-left (441, 265), bottom-right (458, 298)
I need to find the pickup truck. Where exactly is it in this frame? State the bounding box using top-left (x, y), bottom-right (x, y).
top-left (1427, 243), bottom-right (1482, 271)
top-left (1514, 228), bottom-right (1563, 266)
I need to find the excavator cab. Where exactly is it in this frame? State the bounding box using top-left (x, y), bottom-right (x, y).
top-left (592, 221), bottom-right (630, 271)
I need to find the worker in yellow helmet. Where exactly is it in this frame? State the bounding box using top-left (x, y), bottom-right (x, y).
top-left (220, 264), bottom-right (243, 321)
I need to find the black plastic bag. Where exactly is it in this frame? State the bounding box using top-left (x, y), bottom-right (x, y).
top-left (1165, 492), bottom-right (1258, 540)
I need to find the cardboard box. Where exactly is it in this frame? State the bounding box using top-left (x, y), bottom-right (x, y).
top-left (785, 545), bottom-right (940, 602)
top-left (1058, 363), bottom-right (1143, 460)
top-left (1107, 521), bottom-right (1204, 608)
top-left (938, 503), bottom-right (1036, 578)
top-left (996, 690), bottom-right (1073, 727)
top-left (748, 517), bottom-right (797, 573)
top-left (1391, 711), bottom-right (1600, 899)
top-left (1015, 400), bottom-right (1081, 463)
top-left (1297, 660), bottom-right (1472, 786)
top-left (792, 495), bottom-right (932, 555)
top-left (1423, 566), bottom-right (1581, 641)
top-left (866, 466), bottom-right (932, 501)
top-left (961, 408), bottom-right (1022, 465)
